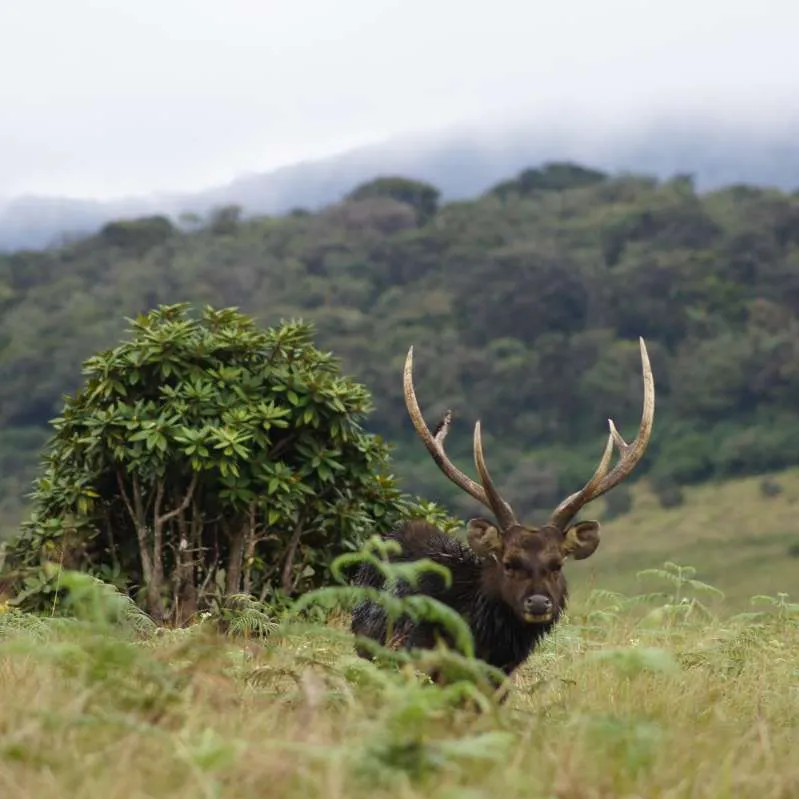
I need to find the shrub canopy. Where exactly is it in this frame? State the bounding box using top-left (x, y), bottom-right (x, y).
top-left (1, 303), bottom-right (450, 623)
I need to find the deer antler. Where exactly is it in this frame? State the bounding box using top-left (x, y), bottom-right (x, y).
top-left (548, 337), bottom-right (655, 530)
top-left (403, 346), bottom-right (517, 528)
top-left (473, 420), bottom-right (518, 528)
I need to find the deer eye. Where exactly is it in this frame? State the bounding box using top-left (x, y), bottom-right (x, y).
top-left (503, 558), bottom-right (523, 573)
top-left (549, 562), bottom-right (563, 573)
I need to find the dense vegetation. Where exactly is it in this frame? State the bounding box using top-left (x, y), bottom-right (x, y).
top-left (4, 162), bottom-right (799, 533)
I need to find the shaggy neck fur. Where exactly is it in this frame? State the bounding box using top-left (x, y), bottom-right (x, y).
top-left (350, 522), bottom-right (567, 678)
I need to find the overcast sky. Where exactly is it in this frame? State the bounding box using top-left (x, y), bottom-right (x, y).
top-left (1, 0), bottom-right (797, 200)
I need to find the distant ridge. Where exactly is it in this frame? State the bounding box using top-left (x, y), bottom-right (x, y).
top-left (2, 113), bottom-right (798, 252)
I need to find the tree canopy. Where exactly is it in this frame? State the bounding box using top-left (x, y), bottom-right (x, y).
top-left (2, 162), bottom-right (799, 530)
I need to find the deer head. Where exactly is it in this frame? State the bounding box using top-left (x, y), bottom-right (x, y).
top-left (403, 338), bottom-right (655, 624)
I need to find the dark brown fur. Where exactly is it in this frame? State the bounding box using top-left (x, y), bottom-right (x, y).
top-left (350, 515), bottom-right (599, 678)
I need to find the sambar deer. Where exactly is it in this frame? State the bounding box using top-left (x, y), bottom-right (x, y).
top-left (351, 338), bottom-right (655, 681)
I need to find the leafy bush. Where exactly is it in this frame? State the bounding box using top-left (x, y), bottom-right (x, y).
top-left (603, 484), bottom-right (633, 520)
top-left (650, 476), bottom-right (685, 509)
top-left (759, 478), bottom-right (783, 498)
top-left (0, 304), bottom-right (455, 624)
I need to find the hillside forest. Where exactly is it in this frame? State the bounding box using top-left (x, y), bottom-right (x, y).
top-left (3, 161), bottom-right (799, 538)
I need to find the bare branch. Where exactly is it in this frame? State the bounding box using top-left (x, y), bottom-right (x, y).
top-left (268, 435), bottom-right (297, 461)
top-left (156, 472), bottom-right (199, 525)
top-left (115, 470), bottom-right (139, 527)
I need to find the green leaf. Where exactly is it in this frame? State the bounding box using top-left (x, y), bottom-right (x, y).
top-left (6, 303), bottom-right (413, 622)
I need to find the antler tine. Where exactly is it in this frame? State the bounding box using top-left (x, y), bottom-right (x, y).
top-left (403, 347), bottom-right (492, 511)
top-left (587, 337), bottom-right (655, 498)
top-left (473, 421), bottom-right (518, 529)
top-left (548, 430), bottom-right (615, 530)
top-left (548, 337), bottom-right (655, 530)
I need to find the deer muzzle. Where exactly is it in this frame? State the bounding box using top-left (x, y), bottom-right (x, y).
top-left (523, 593), bottom-right (554, 623)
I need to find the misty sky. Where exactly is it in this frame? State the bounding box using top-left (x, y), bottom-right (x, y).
top-left (1, 0), bottom-right (797, 200)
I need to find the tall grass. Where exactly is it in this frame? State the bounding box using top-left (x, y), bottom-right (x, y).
top-left (0, 549), bottom-right (797, 798)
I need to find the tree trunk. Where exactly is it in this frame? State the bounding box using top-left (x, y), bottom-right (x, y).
top-left (151, 473), bottom-right (199, 624)
top-left (281, 517), bottom-right (305, 594)
top-left (150, 481), bottom-right (167, 623)
top-left (226, 520), bottom-right (245, 595)
top-left (172, 512), bottom-right (198, 626)
top-left (242, 503), bottom-right (257, 596)
top-left (117, 471), bottom-right (164, 620)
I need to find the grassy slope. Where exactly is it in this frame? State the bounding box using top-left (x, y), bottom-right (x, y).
top-left (568, 469), bottom-right (799, 612)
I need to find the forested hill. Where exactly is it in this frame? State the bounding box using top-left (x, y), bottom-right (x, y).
top-left (3, 162), bottom-right (799, 529)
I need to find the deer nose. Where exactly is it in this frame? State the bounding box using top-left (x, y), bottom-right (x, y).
top-left (524, 594), bottom-right (553, 615)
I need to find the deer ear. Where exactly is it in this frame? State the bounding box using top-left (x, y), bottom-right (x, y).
top-left (466, 517), bottom-right (503, 558)
top-left (562, 520), bottom-right (600, 560)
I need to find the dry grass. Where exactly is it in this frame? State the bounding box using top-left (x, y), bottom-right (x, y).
top-left (0, 468), bottom-right (798, 797)
top-left (0, 581), bottom-right (797, 799)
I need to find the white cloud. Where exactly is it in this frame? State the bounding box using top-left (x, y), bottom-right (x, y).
top-left (1, 0), bottom-right (796, 198)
